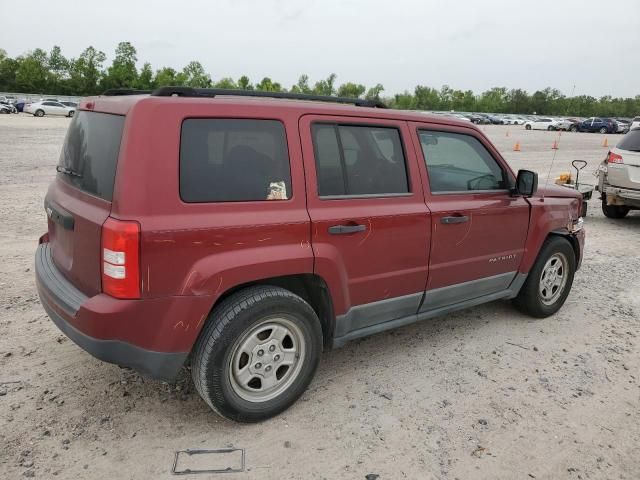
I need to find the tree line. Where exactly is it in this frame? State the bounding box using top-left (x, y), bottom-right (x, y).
top-left (1, 42), bottom-right (638, 117)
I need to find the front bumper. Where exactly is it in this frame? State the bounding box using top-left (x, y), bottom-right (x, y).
top-left (35, 243), bottom-right (212, 381)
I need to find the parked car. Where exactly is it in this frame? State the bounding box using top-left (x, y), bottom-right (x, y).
top-left (631, 117), bottom-right (640, 130)
top-left (448, 113), bottom-right (472, 122)
top-left (14, 99), bottom-right (27, 112)
top-left (578, 117), bottom-right (618, 134)
top-left (551, 118), bottom-right (573, 131)
top-left (487, 114), bottom-right (504, 124)
top-left (0, 103), bottom-right (16, 114)
top-left (24, 100), bottom-right (75, 117)
top-left (524, 118), bottom-right (560, 130)
top-left (469, 113), bottom-right (492, 124)
top-left (615, 119), bottom-right (630, 134)
top-left (0, 101), bottom-right (18, 114)
top-left (36, 87), bottom-right (585, 422)
top-left (596, 128), bottom-right (640, 218)
top-left (502, 116), bottom-right (526, 125)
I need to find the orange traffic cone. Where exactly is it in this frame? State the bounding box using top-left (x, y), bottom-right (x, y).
top-left (551, 140), bottom-right (559, 150)
top-left (602, 138), bottom-right (609, 148)
top-left (513, 142), bottom-right (521, 152)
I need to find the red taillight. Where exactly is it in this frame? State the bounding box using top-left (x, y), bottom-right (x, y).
top-left (101, 217), bottom-right (140, 299)
top-left (608, 151), bottom-right (624, 164)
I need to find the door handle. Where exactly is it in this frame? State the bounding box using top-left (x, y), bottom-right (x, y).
top-left (328, 224), bottom-right (367, 235)
top-left (441, 215), bottom-right (469, 224)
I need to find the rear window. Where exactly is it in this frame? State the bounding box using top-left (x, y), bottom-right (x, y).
top-left (57, 111), bottom-right (125, 201)
top-left (617, 129), bottom-right (640, 152)
top-left (180, 119), bottom-right (291, 202)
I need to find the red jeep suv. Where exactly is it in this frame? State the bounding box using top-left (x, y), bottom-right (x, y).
top-left (36, 87), bottom-right (585, 422)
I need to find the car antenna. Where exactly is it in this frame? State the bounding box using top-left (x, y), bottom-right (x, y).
top-left (542, 83), bottom-right (576, 201)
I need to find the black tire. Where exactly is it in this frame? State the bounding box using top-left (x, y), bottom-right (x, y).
top-left (191, 286), bottom-right (323, 422)
top-left (512, 236), bottom-right (576, 318)
top-left (547, 125), bottom-right (554, 131)
top-left (601, 199), bottom-right (629, 219)
top-left (68, 110), bottom-right (74, 117)
top-left (35, 109), bottom-right (44, 117)
top-left (599, 127), bottom-right (607, 134)
top-left (525, 124), bottom-right (532, 130)
top-left (570, 126), bottom-right (578, 132)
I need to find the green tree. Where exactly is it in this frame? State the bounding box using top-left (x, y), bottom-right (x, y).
top-left (290, 74), bottom-right (312, 94)
top-left (313, 73), bottom-right (337, 96)
top-left (237, 75), bottom-right (253, 90)
top-left (365, 83), bottom-right (384, 101)
top-left (103, 41), bottom-right (138, 90)
top-left (0, 56), bottom-right (20, 91)
top-left (182, 61), bottom-right (211, 88)
top-left (337, 82), bottom-right (366, 98)
top-left (68, 46), bottom-right (106, 95)
top-left (47, 46), bottom-right (69, 94)
top-left (154, 67), bottom-right (181, 87)
top-left (136, 62), bottom-right (155, 90)
top-left (15, 49), bottom-right (49, 92)
top-left (256, 77), bottom-right (283, 92)
top-left (214, 77), bottom-right (237, 89)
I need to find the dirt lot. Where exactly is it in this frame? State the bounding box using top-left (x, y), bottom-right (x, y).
top-left (0, 115), bottom-right (638, 479)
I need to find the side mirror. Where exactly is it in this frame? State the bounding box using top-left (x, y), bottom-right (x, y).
top-left (515, 169), bottom-right (538, 197)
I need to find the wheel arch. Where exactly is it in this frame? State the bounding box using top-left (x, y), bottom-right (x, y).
top-left (548, 229), bottom-right (580, 267)
top-left (195, 273), bottom-right (336, 354)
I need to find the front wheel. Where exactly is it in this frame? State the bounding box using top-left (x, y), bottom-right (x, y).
top-left (191, 286), bottom-right (323, 422)
top-left (525, 124), bottom-right (532, 130)
top-left (34, 109), bottom-right (44, 117)
top-left (602, 199), bottom-right (629, 219)
top-left (599, 127), bottom-right (608, 134)
top-left (570, 126), bottom-right (578, 132)
top-left (513, 236), bottom-right (576, 318)
top-left (68, 110), bottom-right (74, 117)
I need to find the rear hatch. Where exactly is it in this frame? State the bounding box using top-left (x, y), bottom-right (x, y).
top-left (608, 130), bottom-right (640, 190)
top-left (46, 110), bottom-right (125, 296)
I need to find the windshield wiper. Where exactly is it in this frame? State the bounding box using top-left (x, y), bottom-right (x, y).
top-left (56, 166), bottom-right (83, 178)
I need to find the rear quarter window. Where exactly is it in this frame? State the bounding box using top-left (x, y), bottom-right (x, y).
top-left (57, 111), bottom-right (125, 201)
top-left (617, 129), bottom-right (640, 152)
top-left (180, 119), bottom-right (292, 202)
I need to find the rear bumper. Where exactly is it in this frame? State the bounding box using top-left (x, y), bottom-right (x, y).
top-left (604, 185), bottom-right (640, 208)
top-left (35, 243), bottom-right (212, 382)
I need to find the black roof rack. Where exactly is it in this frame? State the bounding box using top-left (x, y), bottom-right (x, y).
top-left (150, 86), bottom-right (387, 108)
top-left (103, 89), bottom-right (152, 96)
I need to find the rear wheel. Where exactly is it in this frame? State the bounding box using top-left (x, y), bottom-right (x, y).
top-left (599, 127), bottom-right (608, 134)
top-left (525, 124), bottom-right (532, 130)
top-left (601, 199), bottom-right (630, 218)
top-left (191, 286), bottom-right (323, 422)
top-left (513, 236), bottom-right (576, 318)
top-left (68, 110), bottom-right (74, 117)
top-left (34, 109), bottom-right (44, 117)
top-left (570, 125), bottom-right (578, 132)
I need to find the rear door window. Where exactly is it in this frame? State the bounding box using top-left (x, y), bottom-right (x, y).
top-left (180, 119), bottom-right (291, 202)
top-left (57, 111), bottom-right (125, 201)
top-left (418, 130), bottom-right (506, 193)
top-left (311, 124), bottom-right (409, 197)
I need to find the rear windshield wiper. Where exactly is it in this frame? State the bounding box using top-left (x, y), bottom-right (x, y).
top-left (56, 166), bottom-right (83, 178)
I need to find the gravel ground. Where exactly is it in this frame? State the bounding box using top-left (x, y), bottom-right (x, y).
top-left (0, 115), bottom-right (638, 479)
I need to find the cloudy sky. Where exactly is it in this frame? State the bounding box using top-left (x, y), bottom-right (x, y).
top-left (2, 0), bottom-right (639, 97)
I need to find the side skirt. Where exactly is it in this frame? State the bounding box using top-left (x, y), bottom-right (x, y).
top-left (332, 273), bottom-right (527, 348)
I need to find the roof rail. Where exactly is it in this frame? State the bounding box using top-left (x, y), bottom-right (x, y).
top-left (150, 86), bottom-right (387, 108)
top-left (103, 89), bottom-right (152, 96)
